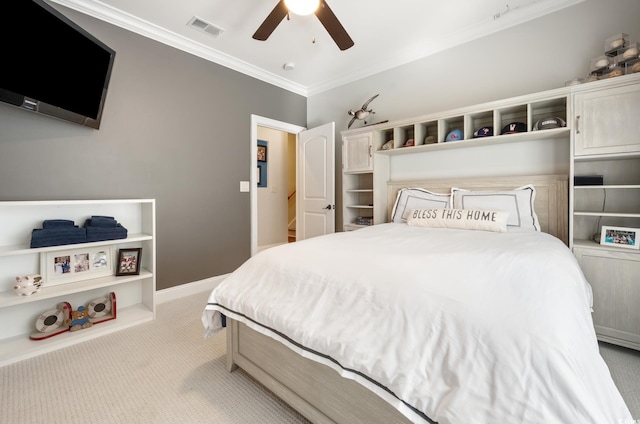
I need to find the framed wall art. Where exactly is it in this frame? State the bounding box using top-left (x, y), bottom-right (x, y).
top-left (116, 248), bottom-right (142, 276)
top-left (257, 139), bottom-right (268, 187)
top-left (600, 226), bottom-right (638, 250)
top-left (41, 246), bottom-right (114, 287)
top-left (257, 142), bottom-right (268, 162)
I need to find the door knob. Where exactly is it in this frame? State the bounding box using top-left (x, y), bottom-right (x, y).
top-left (323, 204), bottom-right (334, 210)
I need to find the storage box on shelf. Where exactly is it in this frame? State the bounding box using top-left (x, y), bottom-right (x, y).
top-left (0, 199), bottom-right (156, 367)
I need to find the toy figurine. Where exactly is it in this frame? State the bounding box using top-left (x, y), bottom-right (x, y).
top-left (66, 306), bottom-right (93, 332)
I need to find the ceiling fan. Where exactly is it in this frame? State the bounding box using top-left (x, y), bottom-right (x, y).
top-left (252, 0), bottom-right (354, 51)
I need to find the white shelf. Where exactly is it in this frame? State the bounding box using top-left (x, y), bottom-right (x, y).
top-left (0, 233), bottom-right (152, 257)
top-left (0, 303), bottom-right (154, 368)
top-left (573, 239), bottom-right (640, 253)
top-left (0, 199), bottom-right (156, 366)
top-left (377, 128), bottom-right (569, 156)
top-left (574, 185), bottom-right (640, 190)
top-left (0, 269), bottom-right (152, 308)
top-left (346, 205), bottom-right (373, 209)
top-left (574, 211), bottom-right (640, 217)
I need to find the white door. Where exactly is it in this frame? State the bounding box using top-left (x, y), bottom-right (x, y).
top-left (297, 122), bottom-right (335, 241)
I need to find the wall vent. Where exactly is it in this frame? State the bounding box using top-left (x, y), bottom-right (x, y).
top-left (187, 16), bottom-right (224, 38)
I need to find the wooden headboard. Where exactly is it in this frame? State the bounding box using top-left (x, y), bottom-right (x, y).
top-left (386, 174), bottom-right (569, 245)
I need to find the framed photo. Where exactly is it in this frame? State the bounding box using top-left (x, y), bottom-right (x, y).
top-left (116, 248), bottom-right (142, 276)
top-left (41, 247), bottom-right (114, 287)
top-left (600, 226), bottom-right (639, 250)
top-left (257, 144), bottom-right (267, 162)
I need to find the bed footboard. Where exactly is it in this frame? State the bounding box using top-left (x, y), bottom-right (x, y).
top-left (225, 319), bottom-right (414, 424)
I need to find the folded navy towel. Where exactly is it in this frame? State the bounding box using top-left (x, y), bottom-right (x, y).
top-left (30, 227), bottom-right (87, 248)
top-left (85, 215), bottom-right (117, 227)
top-left (42, 219), bottom-right (75, 229)
top-left (86, 224), bottom-right (127, 242)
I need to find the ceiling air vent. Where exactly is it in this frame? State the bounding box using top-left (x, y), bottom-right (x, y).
top-left (187, 16), bottom-right (224, 38)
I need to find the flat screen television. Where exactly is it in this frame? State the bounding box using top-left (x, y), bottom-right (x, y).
top-left (0, 0), bottom-right (116, 129)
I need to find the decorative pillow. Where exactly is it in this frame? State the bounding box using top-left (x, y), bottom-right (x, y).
top-left (407, 208), bottom-right (509, 232)
top-left (450, 185), bottom-right (540, 231)
top-left (391, 188), bottom-right (450, 223)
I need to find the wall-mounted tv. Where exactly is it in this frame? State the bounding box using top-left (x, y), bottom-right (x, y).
top-left (0, 0), bottom-right (116, 129)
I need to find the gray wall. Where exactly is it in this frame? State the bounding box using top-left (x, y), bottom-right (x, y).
top-left (307, 0), bottom-right (640, 229)
top-left (0, 5), bottom-right (306, 290)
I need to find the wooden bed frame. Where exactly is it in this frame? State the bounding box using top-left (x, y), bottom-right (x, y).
top-left (225, 174), bottom-right (569, 424)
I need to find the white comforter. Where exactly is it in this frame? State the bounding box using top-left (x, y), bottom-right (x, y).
top-left (202, 223), bottom-right (631, 424)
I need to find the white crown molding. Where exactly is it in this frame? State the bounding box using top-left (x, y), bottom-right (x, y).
top-left (48, 0), bottom-right (585, 98)
top-left (48, 0), bottom-right (309, 96)
top-left (305, 0), bottom-right (586, 96)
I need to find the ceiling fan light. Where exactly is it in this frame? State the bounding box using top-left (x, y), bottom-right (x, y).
top-left (284, 0), bottom-right (320, 16)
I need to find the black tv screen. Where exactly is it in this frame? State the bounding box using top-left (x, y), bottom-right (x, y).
top-left (0, 0), bottom-right (116, 129)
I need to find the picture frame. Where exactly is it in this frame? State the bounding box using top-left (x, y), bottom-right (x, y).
top-left (257, 140), bottom-right (268, 188)
top-left (116, 248), bottom-right (142, 276)
top-left (257, 144), bottom-right (268, 162)
top-left (600, 226), bottom-right (638, 250)
top-left (41, 246), bottom-right (114, 287)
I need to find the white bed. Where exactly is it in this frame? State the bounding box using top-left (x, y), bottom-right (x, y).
top-left (201, 175), bottom-right (631, 424)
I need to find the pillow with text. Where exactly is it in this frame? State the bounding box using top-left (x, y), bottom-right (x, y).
top-left (407, 208), bottom-right (509, 232)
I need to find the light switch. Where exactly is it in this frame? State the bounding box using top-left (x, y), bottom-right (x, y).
top-left (270, 185), bottom-right (277, 193)
top-left (240, 181), bottom-right (250, 192)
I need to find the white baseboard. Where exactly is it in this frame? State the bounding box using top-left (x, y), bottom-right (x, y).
top-left (156, 274), bottom-right (229, 304)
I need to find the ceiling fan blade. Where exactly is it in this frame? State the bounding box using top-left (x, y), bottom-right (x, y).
top-left (253, 1), bottom-right (288, 41)
top-left (315, 0), bottom-right (354, 51)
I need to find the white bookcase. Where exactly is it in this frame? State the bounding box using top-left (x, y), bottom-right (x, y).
top-left (570, 75), bottom-right (640, 350)
top-left (0, 199), bottom-right (156, 367)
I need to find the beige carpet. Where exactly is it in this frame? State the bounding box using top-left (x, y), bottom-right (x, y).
top-left (1, 291), bottom-right (638, 423)
top-left (0, 292), bottom-right (310, 424)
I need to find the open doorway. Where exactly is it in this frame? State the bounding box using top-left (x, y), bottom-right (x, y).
top-left (256, 126), bottom-right (297, 252)
top-left (250, 116), bottom-right (336, 257)
top-left (250, 115), bottom-right (305, 256)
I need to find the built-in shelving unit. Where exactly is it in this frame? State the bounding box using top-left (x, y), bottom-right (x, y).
top-left (570, 75), bottom-right (640, 350)
top-left (340, 72), bottom-right (640, 350)
top-left (0, 199), bottom-right (156, 366)
top-left (341, 85), bottom-right (571, 230)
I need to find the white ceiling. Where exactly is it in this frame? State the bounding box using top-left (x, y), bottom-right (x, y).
top-left (50, 0), bottom-right (584, 96)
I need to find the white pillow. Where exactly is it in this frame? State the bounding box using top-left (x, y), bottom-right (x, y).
top-left (391, 188), bottom-right (450, 223)
top-left (407, 208), bottom-right (509, 232)
top-left (451, 185), bottom-right (540, 231)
